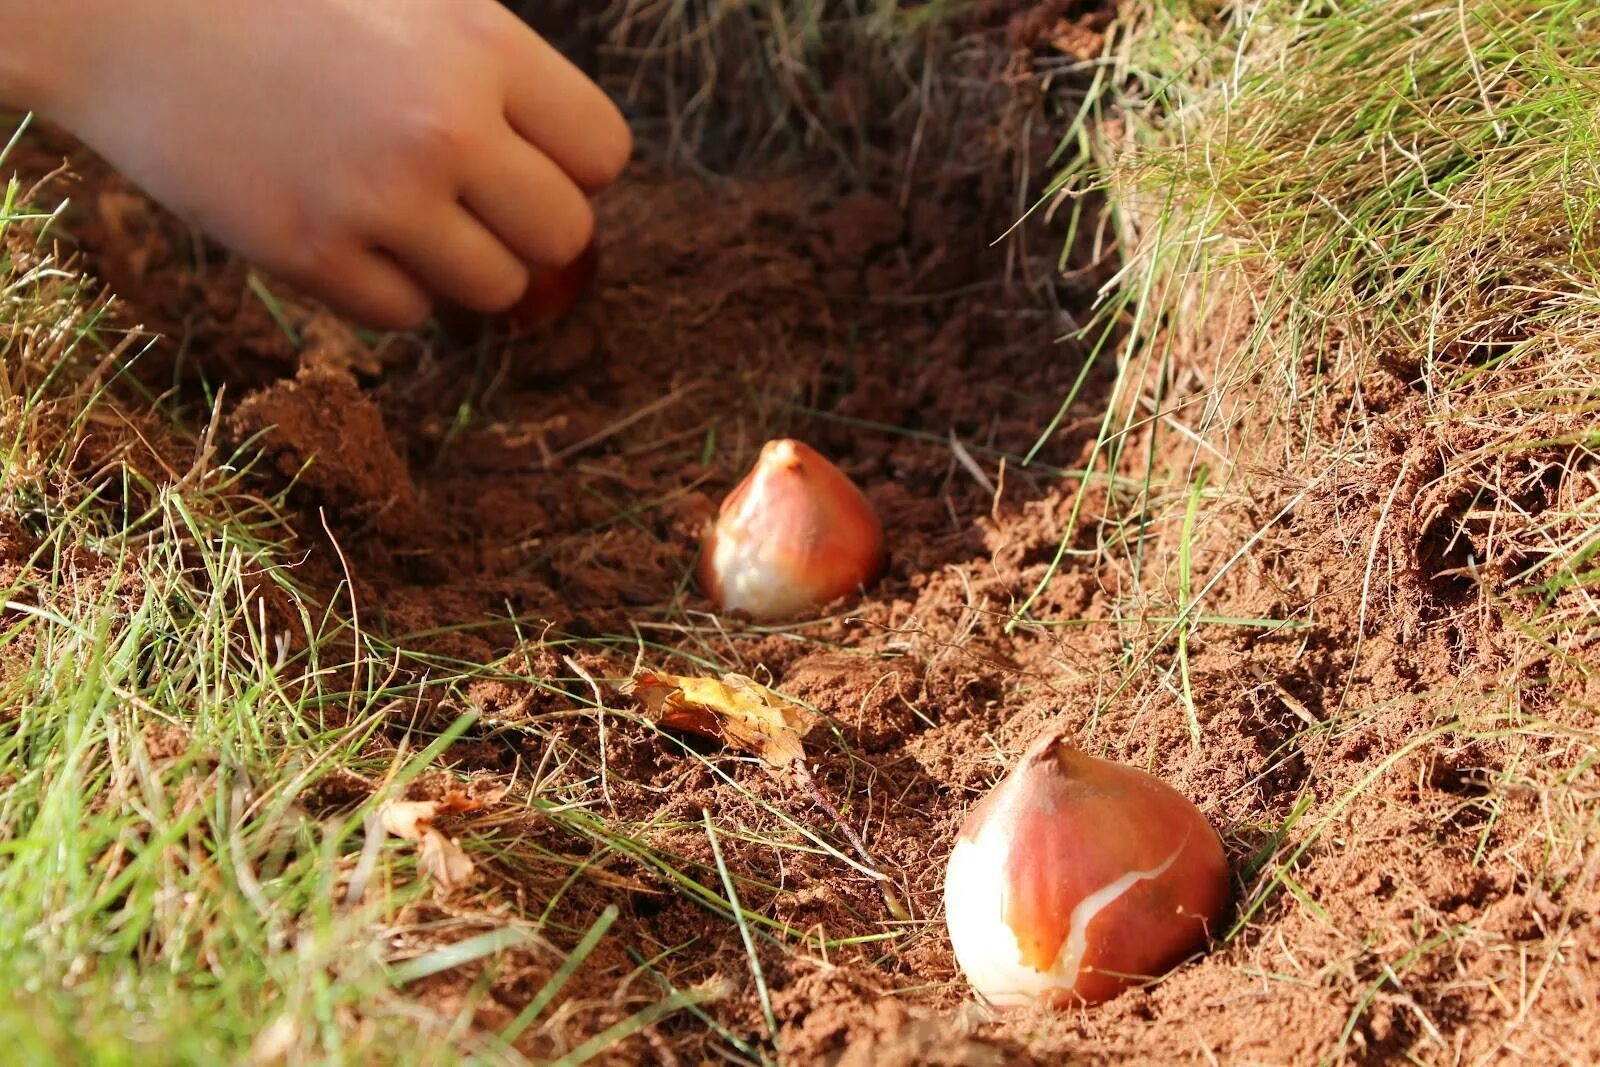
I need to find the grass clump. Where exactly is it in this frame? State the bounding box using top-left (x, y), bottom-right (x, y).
top-left (599, 0), bottom-right (978, 173)
top-left (0, 151), bottom-right (480, 1063)
top-left (1083, 0), bottom-right (1600, 649)
top-left (1027, 1), bottom-right (1600, 1057)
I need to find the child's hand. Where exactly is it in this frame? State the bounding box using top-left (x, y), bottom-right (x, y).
top-left (12, 0), bottom-right (631, 329)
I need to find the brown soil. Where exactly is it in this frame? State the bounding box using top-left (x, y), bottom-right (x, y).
top-left (6, 9), bottom-right (1598, 1064)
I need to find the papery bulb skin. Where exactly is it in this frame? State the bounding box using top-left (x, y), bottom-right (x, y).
top-left (505, 240), bottom-right (600, 331)
top-left (698, 439), bottom-right (885, 621)
top-left (944, 729), bottom-right (1229, 1007)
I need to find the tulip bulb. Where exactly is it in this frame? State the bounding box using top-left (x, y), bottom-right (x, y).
top-left (506, 240), bottom-right (600, 331)
top-left (698, 439), bottom-right (885, 621)
top-left (944, 729), bottom-right (1228, 1007)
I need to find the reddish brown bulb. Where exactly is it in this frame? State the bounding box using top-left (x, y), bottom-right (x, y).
top-left (698, 439), bottom-right (885, 621)
top-left (505, 240), bottom-right (600, 331)
top-left (944, 728), bottom-right (1229, 1007)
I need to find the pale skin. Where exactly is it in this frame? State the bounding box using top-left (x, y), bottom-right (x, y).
top-left (0, 0), bottom-right (632, 329)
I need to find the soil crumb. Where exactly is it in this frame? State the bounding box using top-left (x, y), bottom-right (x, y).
top-left (233, 362), bottom-right (417, 533)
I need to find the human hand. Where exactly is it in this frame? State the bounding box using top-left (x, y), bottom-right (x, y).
top-left (12, 0), bottom-right (631, 329)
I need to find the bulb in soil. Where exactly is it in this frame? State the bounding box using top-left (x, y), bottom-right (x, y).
top-left (505, 240), bottom-right (599, 331)
top-left (698, 439), bottom-right (885, 621)
top-left (944, 728), bottom-right (1229, 1007)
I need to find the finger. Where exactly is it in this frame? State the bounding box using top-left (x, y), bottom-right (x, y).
top-left (463, 135), bottom-right (595, 267)
top-left (499, 24), bottom-right (632, 191)
top-left (382, 205), bottom-right (530, 313)
top-left (287, 246), bottom-right (432, 331)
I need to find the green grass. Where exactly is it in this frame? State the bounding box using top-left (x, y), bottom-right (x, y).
top-left (0, 218), bottom-right (427, 1061)
top-left (997, 0), bottom-right (1600, 704)
top-left (1081, 0), bottom-right (1600, 636)
top-left (0, 183), bottom-right (561, 1060)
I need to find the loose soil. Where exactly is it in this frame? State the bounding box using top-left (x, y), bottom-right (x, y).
top-left (6, 10), bottom-right (1597, 1063)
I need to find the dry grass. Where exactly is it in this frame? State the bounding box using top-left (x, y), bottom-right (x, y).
top-left (599, 0), bottom-right (957, 170)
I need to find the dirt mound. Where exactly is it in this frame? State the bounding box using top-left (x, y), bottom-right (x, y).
top-left (233, 362), bottom-right (417, 534)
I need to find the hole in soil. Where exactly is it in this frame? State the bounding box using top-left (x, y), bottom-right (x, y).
top-left (628, 891), bottom-right (666, 919)
top-left (1426, 756), bottom-right (1493, 799)
top-left (1417, 511), bottom-right (1479, 606)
